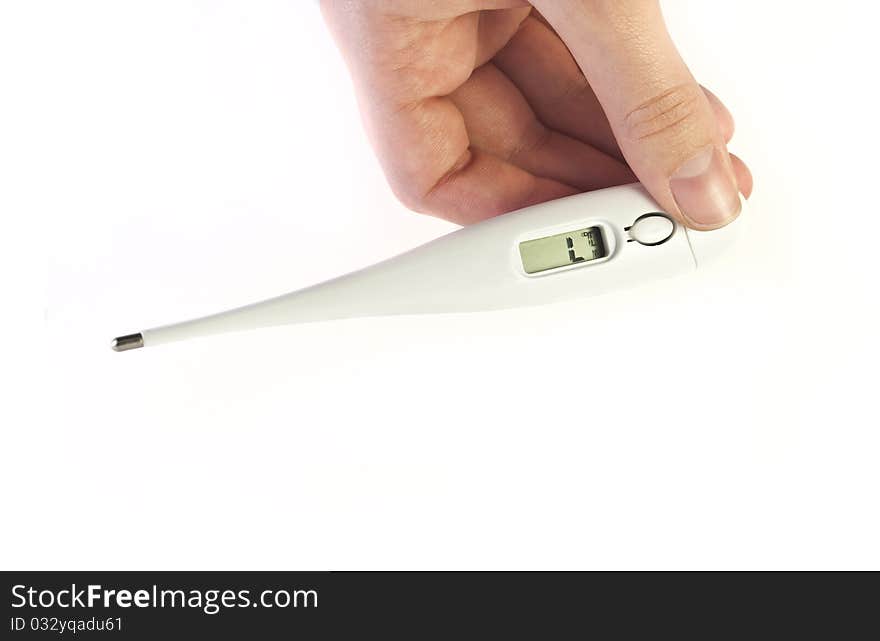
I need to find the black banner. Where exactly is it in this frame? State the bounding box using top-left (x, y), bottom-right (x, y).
top-left (1, 571), bottom-right (876, 638)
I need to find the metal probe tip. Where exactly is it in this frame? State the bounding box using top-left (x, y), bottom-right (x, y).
top-left (111, 333), bottom-right (144, 352)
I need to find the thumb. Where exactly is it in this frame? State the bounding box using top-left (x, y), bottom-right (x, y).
top-left (532, 0), bottom-right (742, 230)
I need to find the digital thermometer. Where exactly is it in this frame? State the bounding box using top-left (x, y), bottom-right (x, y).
top-left (112, 183), bottom-right (743, 351)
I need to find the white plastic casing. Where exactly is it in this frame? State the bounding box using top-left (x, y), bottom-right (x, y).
top-left (685, 214), bottom-right (744, 267)
top-left (142, 183), bottom-right (744, 347)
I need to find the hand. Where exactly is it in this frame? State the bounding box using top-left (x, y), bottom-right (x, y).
top-left (321, 0), bottom-right (752, 229)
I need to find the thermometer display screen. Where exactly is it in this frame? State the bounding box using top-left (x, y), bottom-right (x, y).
top-left (519, 227), bottom-right (607, 274)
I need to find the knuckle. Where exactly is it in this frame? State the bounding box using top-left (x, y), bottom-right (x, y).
top-left (622, 83), bottom-right (704, 143)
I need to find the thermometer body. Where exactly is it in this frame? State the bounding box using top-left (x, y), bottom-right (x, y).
top-left (113, 183), bottom-right (742, 350)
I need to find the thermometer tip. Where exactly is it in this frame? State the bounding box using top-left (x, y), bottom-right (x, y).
top-left (111, 333), bottom-right (144, 352)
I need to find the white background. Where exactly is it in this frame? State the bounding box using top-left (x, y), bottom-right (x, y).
top-left (1, 1), bottom-right (878, 569)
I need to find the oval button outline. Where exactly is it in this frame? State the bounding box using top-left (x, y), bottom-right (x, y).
top-left (627, 213), bottom-right (675, 247)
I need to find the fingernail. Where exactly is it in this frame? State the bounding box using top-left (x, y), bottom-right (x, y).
top-left (670, 146), bottom-right (741, 228)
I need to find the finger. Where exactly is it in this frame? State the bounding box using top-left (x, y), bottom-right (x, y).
top-left (730, 153), bottom-right (753, 199)
top-left (494, 17), bottom-right (737, 160)
top-left (474, 7), bottom-right (533, 66)
top-left (322, 8), bottom-right (577, 224)
top-left (361, 92), bottom-right (577, 224)
top-left (703, 86), bottom-right (734, 143)
top-left (450, 63), bottom-right (635, 191)
top-left (532, 0), bottom-right (743, 230)
top-left (493, 16), bottom-right (623, 161)
top-left (426, 148), bottom-right (578, 224)
top-left (371, 0), bottom-right (529, 20)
